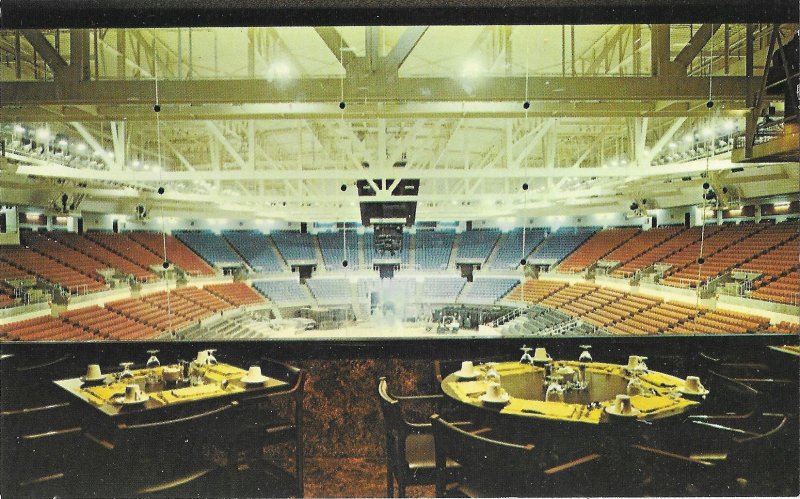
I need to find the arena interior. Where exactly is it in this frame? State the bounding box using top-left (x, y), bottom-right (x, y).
top-left (1, 7), bottom-right (799, 498)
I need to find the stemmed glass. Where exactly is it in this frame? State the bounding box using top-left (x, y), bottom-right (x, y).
top-left (483, 362), bottom-right (500, 384)
top-left (146, 349), bottom-right (160, 368)
top-left (519, 345), bottom-right (534, 364)
top-left (576, 345), bottom-right (592, 389)
top-left (206, 349), bottom-right (218, 365)
top-left (118, 362), bottom-right (135, 380)
top-left (545, 374), bottom-right (565, 402)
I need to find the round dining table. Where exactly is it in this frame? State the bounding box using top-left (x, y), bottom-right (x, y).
top-left (440, 359), bottom-right (705, 426)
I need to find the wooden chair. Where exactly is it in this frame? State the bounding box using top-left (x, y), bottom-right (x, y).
top-left (82, 401), bottom-right (238, 497)
top-left (212, 360), bottom-right (306, 498)
top-left (632, 414), bottom-right (797, 496)
top-left (431, 413), bottom-right (539, 497)
top-left (377, 376), bottom-right (464, 498)
top-left (431, 414), bottom-right (605, 498)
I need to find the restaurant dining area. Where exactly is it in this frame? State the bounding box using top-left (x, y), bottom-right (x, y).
top-left (1, 335), bottom-right (798, 497)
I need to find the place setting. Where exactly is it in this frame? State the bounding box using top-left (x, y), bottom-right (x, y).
top-left (80, 364), bottom-right (108, 386)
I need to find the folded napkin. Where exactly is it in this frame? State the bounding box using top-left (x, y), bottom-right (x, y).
top-left (447, 380), bottom-right (487, 401)
top-left (629, 394), bottom-right (677, 413)
top-left (638, 372), bottom-right (681, 389)
top-left (157, 383), bottom-right (242, 404)
top-left (84, 383), bottom-right (128, 403)
top-left (501, 399), bottom-right (577, 419)
top-left (204, 364), bottom-right (248, 382)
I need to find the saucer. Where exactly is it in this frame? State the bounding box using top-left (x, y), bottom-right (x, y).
top-left (531, 357), bottom-right (552, 364)
top-left (479, 392), bottom-right (510, 405)
top-left (678, 387), bottom-right (709, 396)
top-left (604, 405), bottom-right (641, 419)
top-left (80, 375), bottom-right (107, 384)
top-left (454, 370), bottom-right (479, 380)
top-left (113, 394), bottom-right (150, 406)
top-left (241, 375), bottom-right (269, 385)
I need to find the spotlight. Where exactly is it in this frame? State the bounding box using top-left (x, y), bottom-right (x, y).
top-left (13, 124), bottom-right (25, 134)
top-left (702, 182), bottom-right (710, 190)
top-left (683, 133), bottom-right (694, 144)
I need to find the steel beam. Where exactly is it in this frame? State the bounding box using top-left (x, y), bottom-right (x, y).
top-left (0, 76), bottom-right (752, 107)
top-left (20, 30), bottom-right (69, 79)
top-left (673, 23), bottom-right (722, 70)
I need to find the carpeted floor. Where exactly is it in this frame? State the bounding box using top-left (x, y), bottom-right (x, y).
top-left (303, 457), bottom-right (433, 498)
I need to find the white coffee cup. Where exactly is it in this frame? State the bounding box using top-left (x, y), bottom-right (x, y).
top-left (615, 394), bottom-right (632, 414)
top-left (246, 365), bottom-right (263, 379)
top-left (685, 376), bottom-right (704, 393)
top-left (486, 382), bottom-right (504, 400)
top-left (124, 384), bottom-right (143, 402)
top-left (460, 361), bottom-right (474, 376)
top-left (163, 366), bottom-right (181, 382)
top-left (196, 350), bottom-right (210, 365)
top-left (533, 347), bottom-right (551, 361)
top-left (85, 364), bottom-right (102, 380)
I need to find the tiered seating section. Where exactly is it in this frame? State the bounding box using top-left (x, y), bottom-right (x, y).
top-left (558, 227), bottom-right (639, 273)
top-left (459, 277), bottom-right (520, 304)
top-left (306, 278), bottom-right (351, 305)
top-left (490, 228), bottom-right (547, 270)
top-left (456, 229), bottom-right (500, 263)
top-left (85, 232), bottom-right (164, 273)
top-left (603, 226), bottom-right (684, 277)
top-left (363, 232), bottom-right (411, 265)
top-left (0, 245), bottom-right (106, 294)
top-left (253, 279), bottom-right (309, 305)
top-left (61, 305), bottom-right (158, 340)
top-left (505, 279), bottom-right (566, 302)
top-left (173, 230), bottom-right (243, 266)
top-left (317, 231), bottom-right (358, 270)
top-left (222, 231), bottom-right (284, 273)
top-left (611, 226), bottom-right (710, 278)
top-left (416, 230), bottom-right (455, 269)
top-left (49, 232), bottom-right (155, 281)
top-left (271, 231), bottom-right (317, 263)
top-left (507, 279), bottom-right (782, 335)
top-left (205, 282), bottom-right (266, 306)
top-left (127, 232), bottom-right (216, 276)
top-left (0, 283), bottom-right (266, 341)
top-left (422, 276), bottom-right (466, 302)
top-left (0, 221), bottom-right (796, 314)
top-left (659, 224), bottom-right (759, 287)
top-left (528, 227), bottom-right (596, 264)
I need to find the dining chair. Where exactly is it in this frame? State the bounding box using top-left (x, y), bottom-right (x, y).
top-left (212, 360), bottom-right (306, 498)
top-left (82, 401), bottom-right (239, 497)
top-left (377, 376), bottom-right (467, 498)
top-left (0, 398), bottom-right (84, 497)
top-left (431, 413), bottom-right (537, 497)
top-left (631, 414), bottom-right (796, 496)
top-left (432, 414), bottom-right (607, 498)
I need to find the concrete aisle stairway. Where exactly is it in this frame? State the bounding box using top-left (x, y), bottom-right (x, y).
top-left (357, 234), bottom-right (366, 268)
top-left (447, 233), bottom-right (460, 270)
top-left (485, 233), bottom-right (507, 268)
top-left (312, 235), bottom-right (325, 272)
top-left (408, 233), bottom-right (417, 268)
top-left (267, 236), bottom-right (290, 271)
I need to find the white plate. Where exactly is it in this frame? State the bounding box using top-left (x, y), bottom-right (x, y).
top-left (80, 375), bottom-right (107, 383)
top-left (678, 387), bottom-right (709, 396)
top-left (479, 393), bottom-right (510, 405)
top-left (241, 376), bottom-right (269, 385)
top-left (604, 405), bottom-right (641, 418)
top-left (113, 395), bottom-right (150, 406)
top-left (453, 370), bottom-right (479, 380)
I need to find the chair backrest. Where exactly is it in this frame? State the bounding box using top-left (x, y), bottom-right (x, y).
top-left (377, 377), bottom-right (405, 437)
top-left (431, 414), bottom-right (539, 496)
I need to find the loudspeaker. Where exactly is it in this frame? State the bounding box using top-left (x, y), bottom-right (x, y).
top-left (651, 216), bottom-right (657, 229)
top-left (0, 213), bottom-right (6, 233)
top-left (77, 218), bottom-right (84, 234)
top-left (112, 220), bottom-right (119, 233)
top-left (466, 220), bottom-right (473, 231)
top-left (684, 212), bottom-right (691, 227)
top-left (300, 222), bottom-right (308, 234)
